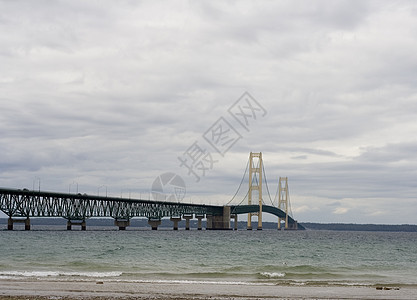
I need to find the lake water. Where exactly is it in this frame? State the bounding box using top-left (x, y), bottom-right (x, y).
top-left (0, 227), bottom-right (416, 288)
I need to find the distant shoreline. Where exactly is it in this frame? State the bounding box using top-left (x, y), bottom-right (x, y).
top-left (1, 218), bottom-right (416, 232)
top-left (300, 222), bottom-right (417, 232)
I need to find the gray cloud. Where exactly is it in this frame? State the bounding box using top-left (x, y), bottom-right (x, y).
top-left (1, 0), bottom-right (416, 224)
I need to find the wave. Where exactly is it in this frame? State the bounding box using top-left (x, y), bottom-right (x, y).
top-left (0, 270), bottom-right (123, 278)
top-left (259, 272), bottom-right (286, 278)
top-left (112, 279), bottom-right (271, 286)
top-left (1, 270), bottom-right (414, 289)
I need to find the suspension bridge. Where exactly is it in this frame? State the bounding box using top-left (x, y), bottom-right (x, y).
top-left (0, 152), bottom-right (303, 230)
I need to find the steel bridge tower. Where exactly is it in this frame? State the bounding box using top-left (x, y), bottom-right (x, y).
top-left (247, 152), bottom-right (263, 230)
top-left (278, 177), bottom-right (289, 229)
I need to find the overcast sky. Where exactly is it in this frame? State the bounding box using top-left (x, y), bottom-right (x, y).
top-left (1, 0), bottom-right (416, 224)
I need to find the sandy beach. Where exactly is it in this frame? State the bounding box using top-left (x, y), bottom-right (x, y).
top-left (0, 279), bottom-right (415, 300)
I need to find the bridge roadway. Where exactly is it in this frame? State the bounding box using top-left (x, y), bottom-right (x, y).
top-left (0, 187), bottom-right (301, 230)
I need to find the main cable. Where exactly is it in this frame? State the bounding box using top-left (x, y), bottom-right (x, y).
top-left (288, 185), bottom-right (294, 218)
top-left (262, 163), bottom-right (275, 206)
top-left (226, 157), bottom-right (250, 205)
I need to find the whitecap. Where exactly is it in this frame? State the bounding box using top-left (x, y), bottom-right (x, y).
top-left (0, 270), bottom-right (122, 278)
top-left (260, 272), bottom-right (286, 278)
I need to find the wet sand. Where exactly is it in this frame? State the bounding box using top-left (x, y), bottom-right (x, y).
top-left (0, 279), bottom-right (415, 299)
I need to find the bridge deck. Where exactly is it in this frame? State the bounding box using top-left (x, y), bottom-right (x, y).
top-left (0, 187), bottom-right (303, 230)
top-left (0, 188), bottom-right (223, 220)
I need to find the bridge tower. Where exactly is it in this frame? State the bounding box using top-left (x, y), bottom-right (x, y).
top-left (247, 152), bottom-right (263, 230)
top-left (278, 177), bottom-right (289, 229)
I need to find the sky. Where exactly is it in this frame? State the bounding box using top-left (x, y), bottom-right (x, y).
top-left (1, 0), bottom-right (416, 224)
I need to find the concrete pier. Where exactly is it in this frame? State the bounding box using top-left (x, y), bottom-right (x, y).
top-left (231, 214), bottom-right (238, 230)
top-left (7, 217), bottom-right (30, 230)
top-left (196, 214), bottom-right (204, 230)
top-left (183, 214), bottom-right (193, 230)
top-left (148, 218), bottom-right (162, 230)
top-left (206, 206), bottom-right (231, 230)
top-left (287, 220), bottom-right (298, 230)
top-left (114, 219), bottom-right (130, 230)
top-left (170, 217), bottom-right (181, 230)
top-left (67, 220), bottom-right (86, 231)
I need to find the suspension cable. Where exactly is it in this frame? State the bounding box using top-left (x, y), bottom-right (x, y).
top-left (262, 163), bottom-right (275, 206)
top-left (236, 189), bottom-right (249, 206)
top-left (227, 157), bottom-right (250, 205)
top-left (273, 181), bottom-right (279, 208)
top-left (288, 185), bottom-right (294, 218)
top-left (253, 165), bottom-right (260, 204)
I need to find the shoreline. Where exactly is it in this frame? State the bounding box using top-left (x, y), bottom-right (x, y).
top-left (0, 279), bottom-right (415, 300)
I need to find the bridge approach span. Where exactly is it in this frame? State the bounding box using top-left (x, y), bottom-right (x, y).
top-left (0, 188), bottom-right (222, 228)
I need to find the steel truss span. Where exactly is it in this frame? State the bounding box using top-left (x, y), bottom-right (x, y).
top-left (0, 188), bottom-right (223, 220)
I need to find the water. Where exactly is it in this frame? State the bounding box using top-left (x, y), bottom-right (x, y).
top-left (0, 228), bottom-right (416, 288)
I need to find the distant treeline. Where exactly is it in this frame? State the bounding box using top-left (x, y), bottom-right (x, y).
top-left (300, 222), bottom-right (417, 232)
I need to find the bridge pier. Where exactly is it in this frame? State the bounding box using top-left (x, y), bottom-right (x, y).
top-left (247, 213), bottom-right (263, 230)
top-left (287, 221), bottom-right (298, 230)
top-left (148, 218), bottom-right (162, 230)
top-left (207, 206), bottom-right (231, 230)
top-left (247, 213), bottom-right (254, 230)
top-left (170, 217), bottom-right (181, 230)
top-left (67, 220), bottom-right (86, 231)
top-left (231, 214), bottom-right (238, 230)
top-left (183, 214), bottom-right (193, 230)
top-left (7, 217), bottom-right (30, 230)
top-left (196, 214), bottom-right (204, 230)
top-left (114, 219), bottom-right (130, 230)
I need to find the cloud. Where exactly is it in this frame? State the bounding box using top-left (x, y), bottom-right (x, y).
top-left (367, 210), bottom-right (386, 217)
top-left (292, 205), bottom-right (311, 214)
top-left (1, 0), bottom-right (417, 224)
top-left (333, 207), bottom-right (349, 215)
